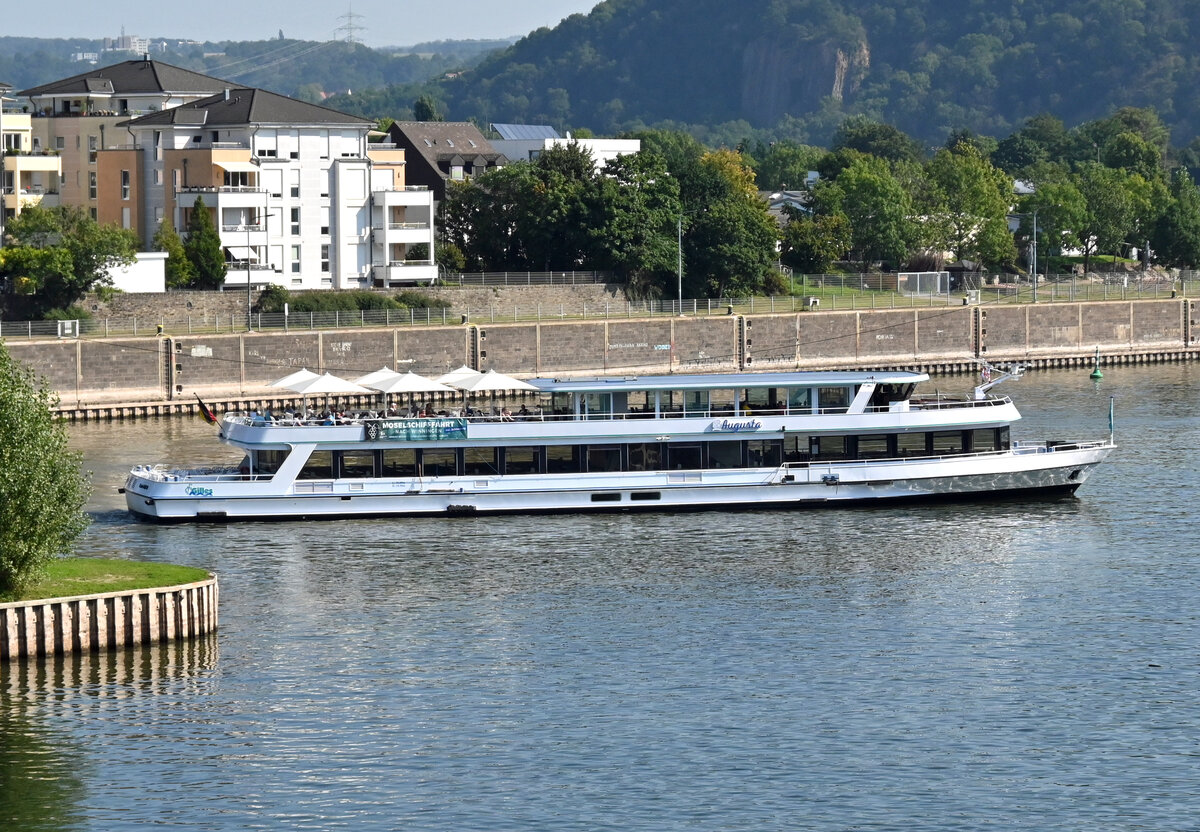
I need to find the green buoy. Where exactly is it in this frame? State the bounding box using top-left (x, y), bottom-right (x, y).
top-left (1089, 346), bottom-right (1103, 380)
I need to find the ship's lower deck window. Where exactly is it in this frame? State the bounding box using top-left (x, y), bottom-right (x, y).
top-left (381, 448), bottom-right (417, 476)
top-left (463, 447), bottom-right (499, 476)
top-left (587, 445), bottom-right (622, 473)
top-left (338, 451), bottom-right (375, 478)
top-left (421, 449), bottom-right (458, 476)
top-left (254, 449), bottom-right (289, 475)
top-left (504, 446), bottom-right (540, 475)
top-left (707, 440), bottom-right (743, 469)
top-left (297, 450), bottom-right (333, 479)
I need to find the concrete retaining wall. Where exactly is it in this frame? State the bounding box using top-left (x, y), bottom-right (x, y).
top-left (5, 299), bottom-right (1198, 410)
top-left (0, 576), bottom-right (218, 661)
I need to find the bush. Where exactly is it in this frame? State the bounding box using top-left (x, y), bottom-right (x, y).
top-left (254, 284), bottom-right (291, 314)
top-left (395, 290), bottom-right (451, 309)
top-left (0, 341), bottom-right (91, 594)
top-left (39, 305), bottom-right (93, 322)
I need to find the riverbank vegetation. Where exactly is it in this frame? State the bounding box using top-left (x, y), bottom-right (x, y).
top-left (0, 340), bottom-right (91, 594)
top-left (0, 558), bottom-right (210, 603)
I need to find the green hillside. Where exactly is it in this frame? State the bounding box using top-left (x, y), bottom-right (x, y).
top-left (430, 0), bottom-right (1200, 145)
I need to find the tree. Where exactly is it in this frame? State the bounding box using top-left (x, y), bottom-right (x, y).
top-left (152, 221), bottom-right (197, 289)
top-left (924, 144), bottom-right (1016, 268)
top-left (832, 117), bottom-right (924, 165)
top-left (831, 156), bottom-right (918, 268)
top-left (1151, 169), bottom-right (1200, 268)
top-left (1, 205), bottom-right (137, 316)
top-left (588, 151), bottom-right (681, 298)
top-left (0, 340), bottom-right (90, 595)
top-left (413, 94), bottom-right (443, 121)
top-left (780, 208), bottom-right (851, 275)
top-left (1074, 163), bottom-right (1139, 273)
top-left (184, 197), bottom-right (227, 290)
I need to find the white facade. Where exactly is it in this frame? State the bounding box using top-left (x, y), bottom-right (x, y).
top-left (491, 136), bottom-right (641, 169)
top-left (106, 251), bottom-right (167, 293)
top-left (128, 117), bottom-right (435, 290)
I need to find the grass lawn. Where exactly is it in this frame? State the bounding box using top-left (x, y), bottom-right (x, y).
top-left (1, 558), bottom-right (211, 603)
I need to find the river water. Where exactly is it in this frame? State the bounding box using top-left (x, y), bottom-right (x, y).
top-left (2, 364), bottom-right (1198, 831)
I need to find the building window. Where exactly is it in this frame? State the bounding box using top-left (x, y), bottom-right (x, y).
top-left (290, 208), bottom-right (300, 235)
top-left (121, 170), bottom-right (130, 200)
top-left (121, 206), bottom-right (131, 229)
top-left (55, 136), bottom-right (65, 150)
top-left (88, 172), bottom-right (97, 199)
top-left (88, 135), bottom-right (97, 163)
top-left (290, 186), bottom-right (300, 198)
top-left (320, 244), bottom-right (329, 272)
top-left (291, 244), bottom-right (301, 273)
top-left (153, 168), bottom-right (163, 185)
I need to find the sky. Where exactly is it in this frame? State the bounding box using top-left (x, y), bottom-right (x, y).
top-left (4, 0), bottom-right (601, 48)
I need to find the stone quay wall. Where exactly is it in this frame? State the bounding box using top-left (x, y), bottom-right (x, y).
top-left (3, 298), bottom-right (1196, 412)
top-left (1, 577), bottom-right (219, 662)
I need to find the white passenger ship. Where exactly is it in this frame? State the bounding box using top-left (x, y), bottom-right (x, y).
top-left (124, 369), bottom-right (1113, 521)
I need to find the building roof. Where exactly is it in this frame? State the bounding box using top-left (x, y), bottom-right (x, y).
top-left (388, 121), bottom-right (505, 167)
top-left (125, 87), bottom-right (371, 128)
top-left (491, 123), bottom-right (559, 141)
top-left (18, 59), bottom-right (232, 98)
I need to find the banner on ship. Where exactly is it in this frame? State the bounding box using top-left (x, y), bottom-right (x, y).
top-left (366, 418), bottom-right (468, 441)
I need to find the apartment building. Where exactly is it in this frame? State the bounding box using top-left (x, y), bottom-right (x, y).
top-left (17, 58), bottom-right (230, 218)
top-left (98, 87), bottom-right (435, 290)
top-left (3, 81), bottom-right (63, 237)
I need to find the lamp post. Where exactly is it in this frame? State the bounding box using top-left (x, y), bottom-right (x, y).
top-left (677, 213), bottom-right (683, 314)
top-left (1031, 207), bottom-right (1038, 304)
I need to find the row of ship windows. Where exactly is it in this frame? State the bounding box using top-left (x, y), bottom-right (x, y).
top-left (263, 428), bottom-right (1011, 480)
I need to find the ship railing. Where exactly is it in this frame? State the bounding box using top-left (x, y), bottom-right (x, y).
top-left (131, 464), bottom-right (265, 482)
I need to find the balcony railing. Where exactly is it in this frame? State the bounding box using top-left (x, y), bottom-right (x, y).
top-left (373, 221), bottom-right (430, 230)
top-left (178, 186), bottom-right (265, 195)
top-left (221, 223), bottom-right (265, 232)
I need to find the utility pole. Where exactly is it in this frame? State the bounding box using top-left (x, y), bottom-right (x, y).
top-left (336, 6), bottom-right (365, 43)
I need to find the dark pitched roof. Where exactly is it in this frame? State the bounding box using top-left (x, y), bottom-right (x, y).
top-left (387, 121), bottom-right (504, 167)
top-left (125, 88), bottom-right (371, 128)
top-left (18, 59), bottom-right (232, 97)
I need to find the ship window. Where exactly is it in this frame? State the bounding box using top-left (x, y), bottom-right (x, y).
top-left (970, 428), bottom-right (998, 452)
top-left (587, 445), bottom-right (622, 473)
top-left (812, 436), bottom-right (847, 461)
top-left (783, 435), bottom-right (810, 462)
top-left (788, 387), bottom-right (813, 414)
top-left (504, 446), bottom-right (540, 475)
top-left (381, 448), bottom-right (417, 476)
top-left (817, 387), bottom-right (850, 413)
top-left (463, 447), bottom-right (499, 476)
top-left (627, 443), bottom-right (663, 471)
top-left (744, 387), bottom-right (784, 415)
top-left (550, 392), bottom-right (573, 418)
top-left (855, 434), bottom-right (891, 459)
top-left (546, 445), bottom-right (580, 473)
top-left (932, 430), bottom-right (965, 455)
top-left (583, 393), bottom-right (612, 420)
top-left (421, 449), bottom-right (459, 476)
top-left (707, 441), bottom-right (743, 469)
top-left (338, 451), bottom-right (376, 478)
top-left (748, 439), bottom-right (783, 467)
top-left (709, 388), bottom-right (736, 416)
top-left (255, 449), bottom-right (288, 474)
top-left (683, 390), bottom-right (709, 415)
top-left (297, 450), bottom-right (333, 479)
top-left (997, 426), bottom-right (1011, 450)
top-left (897, 432), bottom-right (928, 457)
top-left (667, 444), bottom-right (702, 470)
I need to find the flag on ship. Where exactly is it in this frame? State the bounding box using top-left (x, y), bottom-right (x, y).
top-left (195, 395), bottom-right (219, 425)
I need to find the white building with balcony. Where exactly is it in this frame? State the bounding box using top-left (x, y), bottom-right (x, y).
top-left (98, 87), bottom-right (435, 289)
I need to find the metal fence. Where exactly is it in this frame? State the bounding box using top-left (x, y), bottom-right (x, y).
top-left (1, 273), bottom-right (1195, 339)
top-left (436, 270), bottom-right (615, 286)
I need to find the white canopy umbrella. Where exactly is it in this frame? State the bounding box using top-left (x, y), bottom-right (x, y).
top-left (436, 365), bottom-right (483, 387)
top-left (268, 368), bottom-right (319, 388)
top-left (284, 372), bottom-right (372, 416)
top-left (366, 371), bottom-right (454, 395)
top-left (354, 367), bottom-right (403, 387)
top-left (453, 369), bottom-right (539, 393)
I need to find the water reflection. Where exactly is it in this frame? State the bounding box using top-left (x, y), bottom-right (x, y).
top-left (0, 637), bottom-right (217, 830)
